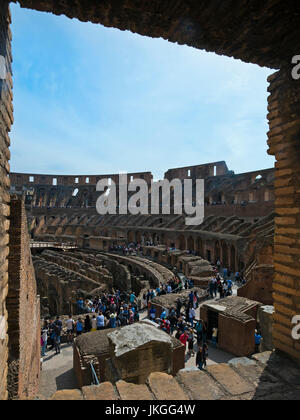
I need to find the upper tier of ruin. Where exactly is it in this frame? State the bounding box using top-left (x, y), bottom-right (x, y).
top-left (10, 161), bottom-right (275, 212)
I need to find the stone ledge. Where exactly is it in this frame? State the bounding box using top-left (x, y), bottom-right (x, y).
top-left (116, 380), bottom-right (154, 400)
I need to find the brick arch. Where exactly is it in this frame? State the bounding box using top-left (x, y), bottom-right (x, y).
top-left (127, 231), bottom-right (135, 243)
top-left (0, 0), bottom-right (300, 401)
top-left (215, 241), bottom-right (221, 263)
top-left (15, 0), bottom-right (295, 69)
top-left (187, 236), bottom-right (195, 252)
top-left (177, 234), bottom-right (186, 251)
top-left (221, 241), bottom-right (229, 267)
top-left (230, 244), bottom-right (237, 272)
top-left (135, 231), bottom-right (142, 243)
top-left (195, 237), bottom-right (203, 257)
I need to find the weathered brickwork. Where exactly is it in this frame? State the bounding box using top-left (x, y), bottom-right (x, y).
top-left (11, 163), bottom-right (274, 211)
top-left (0, 0), bottom-right (12, 401)
top-left (267, 67), bottom-right (300, 360)
top-left (6, 197), bottom-right (40, 399)
top-left (0, 0), bottom-right (299, 400)
top-left (13, 1), bottom-right (300, 70)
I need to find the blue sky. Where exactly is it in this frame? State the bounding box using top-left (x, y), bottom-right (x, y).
top-left (10, 3), bottom-right (275, 179)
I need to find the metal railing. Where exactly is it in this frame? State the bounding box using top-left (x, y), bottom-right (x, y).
top-left (90, 362), bottom-right (100, 386)
top-left (30, 241), bottom-right (77, 249)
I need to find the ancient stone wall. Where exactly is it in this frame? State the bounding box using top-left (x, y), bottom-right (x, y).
top-left (218, 314), bottom-right (256, 357)
top-left (14, 0), bottom-right (300, 70)
top-left (238, 265), bottom-right (274, 306)
top-left (165, 161), bottom-right (229, 180)
top-left (0, 2), bottom-right (297, 402)
top-left (267, 68), bottom-right (300, 360)
top-left (6, 196), bottom-right (40, 399)
top-left (10, 171), bottom-right (153, 187)
top-left (0, 0), bottom-right (12, 401)
top-left (12, 162), bottom-right (275, 212)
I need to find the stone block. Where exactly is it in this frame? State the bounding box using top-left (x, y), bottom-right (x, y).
top-left (148, 372), bottom-right (189, 400)
top-left (82, 382), bottom-right (118, 400)
top-left (207, 364), bottom-right (254, 396)
top-left (177, 368), bottom-right (224, 400)
top-left (116, 380), bottom-right (153, 400)
top-left (51, 389), bottom-right (83, 400)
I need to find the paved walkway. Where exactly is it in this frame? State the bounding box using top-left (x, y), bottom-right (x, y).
top-left (39, 342), bottom-right (77, 398)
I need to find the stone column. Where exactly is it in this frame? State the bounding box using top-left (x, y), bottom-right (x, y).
top-left (0, 0), bottom-right (12, 400)
top-left (267, 66), bottom-right (300, 360)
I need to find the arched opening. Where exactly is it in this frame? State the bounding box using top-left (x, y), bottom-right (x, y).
top-left (215, 241), bottom-right (220, 263)
top-left (196, 238), bottom-right (203, 256)
top-left (187, 236), bottom-right (195, 252)
top-left (206, 249), bottom-right (211, 262)
top-left (143, 232), bottom-right (151, 243)
top-left (222, 242), bottom-right (228, 267)
top-left (178, 235), bottom-right (186, 251)
top-left (136, 231), bottom-right (141, 243)
top-left (127, 231), bottom-right (135, 243)
top-left (231, 245), bottom-right (236, 271)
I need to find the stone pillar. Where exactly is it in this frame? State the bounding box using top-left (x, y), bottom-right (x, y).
top-left (0, 0), bottom-right (12, 401)
top-left (267, 67), bottom-right (300, 360)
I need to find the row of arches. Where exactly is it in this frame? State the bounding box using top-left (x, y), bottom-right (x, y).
top-left (120, 230), bottom-right (241, 271)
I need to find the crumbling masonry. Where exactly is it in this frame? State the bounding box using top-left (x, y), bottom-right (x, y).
top-left (0, 0), bottom-right (300, 400)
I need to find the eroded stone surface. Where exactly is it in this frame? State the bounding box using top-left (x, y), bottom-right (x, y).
top-left (108, 323), bottom-right (173, 358)
top-left (148, 372), bottom-right (189, 401)
top-left (51, 389), bottom-right (83, 400)
top-left (177, 369), bottom-right (224, 400)
top-left (82, 383), bottom-right (118, 400)
top-left (116, 380), bottom-right (153, 400)
top-left (207, 364), bottom-right (254, 396)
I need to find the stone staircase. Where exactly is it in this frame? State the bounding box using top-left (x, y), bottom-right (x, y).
top-left (48, 351), bottom-right (300, 400)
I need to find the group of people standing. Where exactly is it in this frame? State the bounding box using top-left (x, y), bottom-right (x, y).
top-left (109, 243), bottom-right (144, 256)
top-left (209, 261), bottom-right (245, 299)
top-left (41, 317), bottom-right (63, 356)
top-left (175, 319), bottom-right (210, 370)
top-left (41, 290), bottom-right (141, 357)
top-left (148, 288), bottom-right (213, 371)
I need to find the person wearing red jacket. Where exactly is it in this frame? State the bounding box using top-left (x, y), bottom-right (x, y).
top-left (179, 330), bottom-right (189, 350)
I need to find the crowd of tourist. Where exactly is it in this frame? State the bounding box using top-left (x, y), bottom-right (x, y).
top-left (40, 290), bottom-right (143, 357)
top-left (147, 287), bottom-right (212, 370)
top-left (40, 243), bottom-right (249, 373)
top-left (208, 260), bottom-right (246, 299)
top-left (109, 243), bottom-right (144, 255)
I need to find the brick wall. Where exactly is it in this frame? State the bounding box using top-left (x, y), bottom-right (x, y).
top-left (0, 0), bottom-right (12, 401)
top-left (7, 196), bottom-right (40, 399)
top-left (238, 265), bottom-right (274, 305)
top-left (218, 315), bottom-right (256, 357)
top-left (267, 68), bottom-right (300, 360)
